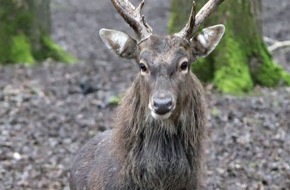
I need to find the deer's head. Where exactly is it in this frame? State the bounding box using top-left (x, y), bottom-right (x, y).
top-left (100, 0), bottom-right (225, 120)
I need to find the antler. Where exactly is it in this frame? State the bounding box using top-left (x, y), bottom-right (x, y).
top-left (175, 1), bottom-right (196, 40)
top-left (175, 0), bottom-right (225, 39)
top-left (111, 0), bottom-right (153, 42)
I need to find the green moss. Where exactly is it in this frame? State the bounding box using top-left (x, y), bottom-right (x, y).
top-left (256, 59), bottom-right (290, 86)
top-left (42, 36), bottom-right (77, 64)
top-left (108, 95), bottom-right (122, 106)
top-left (0, 1), bottom-right (76, 65)
top-left (281, 71), bottom-right (290, 85)
top-left (0, 1), bottom-right (34, 36)
top-left (11, 34), bottom-right (35, 64)
top-left (0, 1), bottom-right (35, 64)
top-left (213, 32), bottom-right (253, 94)
top-left (252, 43), bottom-right (290, 86)
top-left (0, 28), bottom-right (34, 64)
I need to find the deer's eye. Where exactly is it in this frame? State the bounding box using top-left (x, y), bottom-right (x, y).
top-left (180, 61), bottom-right (188, 71)
top-left (139, 63), bottom-right (148, 72)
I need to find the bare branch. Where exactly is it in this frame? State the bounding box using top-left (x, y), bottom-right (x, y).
top-left (268, 41), bottom-right (290, 52)
top-left (264, 36), bottom-right (290, 52)
top-left (263, 36), bottom-right (278, 44)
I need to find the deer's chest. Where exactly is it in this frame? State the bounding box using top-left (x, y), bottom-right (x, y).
top-left (128, 133), bottom-right (193, 189)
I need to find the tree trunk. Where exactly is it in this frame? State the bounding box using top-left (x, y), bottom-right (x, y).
top-left (169, 0), bottom-right (290, 93)
top-left (0, 0), bottom-right (75, 64)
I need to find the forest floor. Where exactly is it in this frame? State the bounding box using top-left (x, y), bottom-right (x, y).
top-left (0, 0), bottom-right (290, 189)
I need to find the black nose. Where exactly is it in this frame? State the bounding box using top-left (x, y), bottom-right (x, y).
top-left (153, 97), bottom-right (173, 115)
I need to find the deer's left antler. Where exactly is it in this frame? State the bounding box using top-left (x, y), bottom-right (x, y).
top-left (175, 0), bottom-right (225, 39)
top-left (111, 0), bottom-right (153, 41)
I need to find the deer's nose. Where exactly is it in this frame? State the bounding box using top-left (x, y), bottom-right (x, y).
top-left (153, 97), bottom-right (173, 115)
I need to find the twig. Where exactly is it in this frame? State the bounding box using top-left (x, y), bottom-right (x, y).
top-left (268, 41), bottom-right (290, 52)
top-left (264, 36), bottom-right (290, 52)
top-left (263, 36), bottom-right (278, 44)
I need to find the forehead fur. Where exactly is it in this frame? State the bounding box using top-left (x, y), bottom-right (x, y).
top-left (140, 35), bottom-right (190, 53)
top-left (138, 35), bottom-right (191, 63)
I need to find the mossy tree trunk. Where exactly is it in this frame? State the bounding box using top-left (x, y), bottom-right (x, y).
top-left (169, 0), bottom-right (290, 93)
top-left (0, 0), bottom-right (75, 64)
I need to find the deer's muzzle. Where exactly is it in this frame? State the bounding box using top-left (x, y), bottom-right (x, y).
top-left (149, 94), bottom-right (176, 120)
top-left (153, 97), bottom-right (173, 115)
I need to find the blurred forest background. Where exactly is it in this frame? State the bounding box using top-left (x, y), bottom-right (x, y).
top-left (0, 0), bottom-right (289, 189)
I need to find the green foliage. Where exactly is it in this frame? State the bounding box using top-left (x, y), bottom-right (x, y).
top-left (168, 12), bottom-right (178, 34)
top-left (0, 24), bottom-right (10, 63)
top-left (168, 0), bottom-right (192, 34)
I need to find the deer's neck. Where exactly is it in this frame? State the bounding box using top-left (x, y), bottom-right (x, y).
top-left (112, 75), bottom-right (206, 189)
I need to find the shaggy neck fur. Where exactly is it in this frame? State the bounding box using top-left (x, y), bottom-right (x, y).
top-left (113, 74), bottom-right (206, 190)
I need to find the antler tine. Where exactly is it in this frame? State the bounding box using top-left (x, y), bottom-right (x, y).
top-left (175, 1), bottom-right (196, 39)
top-left (111, 0), bottom-right (152, 41)
top-left (175, 0), bottom-right (225, 40)
top-left (194, 0), bottom-right (225, 32)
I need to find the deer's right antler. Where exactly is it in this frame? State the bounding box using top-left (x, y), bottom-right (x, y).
top-left (175, 0), bottom-right (225, 40)
top-left (111, 0), bottom-right (153, 42)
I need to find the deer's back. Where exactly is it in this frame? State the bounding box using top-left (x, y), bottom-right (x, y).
top-left (69, 130), bottom-right (121, 190)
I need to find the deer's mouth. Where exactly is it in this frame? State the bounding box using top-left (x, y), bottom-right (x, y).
top-left (150, 111), bottom-right (172, 120)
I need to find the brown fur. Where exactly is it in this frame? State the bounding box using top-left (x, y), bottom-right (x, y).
top-left (70, 0), bottom-right (226, 187)
top-left (113, 72), bottom-right (206, 190)
top-left (70, 35), bottom-right (214, 190)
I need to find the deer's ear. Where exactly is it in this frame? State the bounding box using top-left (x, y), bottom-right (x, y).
top-left (191, 24), bottom-right (225, 57)
top-left (99, 29), bottom-right (138, 59)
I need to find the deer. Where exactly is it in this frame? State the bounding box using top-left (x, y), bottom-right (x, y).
top-left (70, 0), bottom-right (225, 189)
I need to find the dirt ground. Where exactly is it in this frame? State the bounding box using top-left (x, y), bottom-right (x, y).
top-left (0, 0), bottom-right (289, 189)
